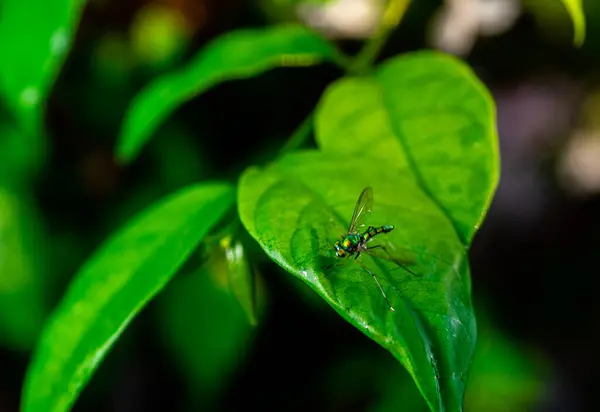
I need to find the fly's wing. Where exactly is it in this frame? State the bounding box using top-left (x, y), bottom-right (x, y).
top-left (347, 186), bottom-right (373, 234)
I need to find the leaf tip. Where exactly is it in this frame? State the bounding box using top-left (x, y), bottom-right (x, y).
top-left (114, 137), bottom-right (138, 165)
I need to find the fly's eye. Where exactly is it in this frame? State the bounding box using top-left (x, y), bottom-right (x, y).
top-left (336, 249), bottom-right (346, 257)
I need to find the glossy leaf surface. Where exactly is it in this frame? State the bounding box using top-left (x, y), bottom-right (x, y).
top-left (238, 151), bottom-right (479, 411)
top-left (22, 182), bottom-right (235, 412)
top-left (316, 51), bottom-right (498, 245)
top-left (117, 24), bottom-right (341, 163)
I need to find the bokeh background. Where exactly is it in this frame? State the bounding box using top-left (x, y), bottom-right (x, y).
top-left (1, 0), bottom-right (600, 411)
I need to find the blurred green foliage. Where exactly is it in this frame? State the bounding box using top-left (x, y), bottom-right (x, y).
top-left (0, 188), bottom-right (46, 350)
top-left (155, 245), bottom-right (258, 410)
top-left (22, 183), bottom-right (235, 411)
top-left (0, 0), bottom-right (85, 134)
top-left (117, 24), bottom-right (345, 163)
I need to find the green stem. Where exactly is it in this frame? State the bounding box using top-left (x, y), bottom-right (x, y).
top-left (351, 30), bottom-right (391, 75)
top-left (278, 110), bottom-right (315, 155)
top-left (278, 0), bottom-right (411, 154)
top-left (350, 0), bottom-right (411, 74)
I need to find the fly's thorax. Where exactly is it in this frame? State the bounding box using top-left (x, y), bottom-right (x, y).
top-left (341, 234), bottom-right (361, 251)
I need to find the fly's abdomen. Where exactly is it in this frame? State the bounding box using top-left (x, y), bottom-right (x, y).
top-left (363, 225), bottom-right (394, 241)
top-left (381, 225), bottom-right (394, 233)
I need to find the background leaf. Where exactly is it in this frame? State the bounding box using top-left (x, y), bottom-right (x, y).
top-left (156, 246), bottom-right (255, 410)
top-left (221, 236), bottom-right (261, 325)
top-left (0, 0), bottom-right (85, 132)
top-left (0, 187), bottom-right (46, 350)
top-left (238, 151), bottom-right (478, 412)
top-left (315, 51), bottom-right (498, 246)
top-left (560, 0), bottom-right (586, 46)
top-left (0, 120), bottom-right (44, 182)
top-left (117, 24), bottom-right (343, 163)
top-left (464, 308), bottom-right (548, 411)
top-left (22, 182), bottom-right (235, 412)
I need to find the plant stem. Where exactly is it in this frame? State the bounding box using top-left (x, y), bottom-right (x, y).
top-left (278, 0), bottom-right (411, 154)
top-left (278, 110), bottom-right (315, 155)
top-left (350, 0), bottom-right (412, 74)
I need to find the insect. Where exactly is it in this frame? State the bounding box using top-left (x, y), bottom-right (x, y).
top-left (326, 186), bottom-right (420, 312)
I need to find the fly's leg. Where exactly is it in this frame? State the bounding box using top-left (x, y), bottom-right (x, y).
top-left (354, 255), bottom-right (395, 312)
top-left (367, 244), bottom-right (422, 277)
top-left (324, 256), bottom-right (349, 275)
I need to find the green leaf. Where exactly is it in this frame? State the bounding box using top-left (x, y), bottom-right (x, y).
top-left (0, 120), bottom-right (44, 182)
top-left (22, 182), bottom-right (235, 412)
top-left (0, 187), bottom-right (47, 350)
top-left (0, 0), bottom-right (85, 131)
top-left (221, 236), bottom-right (260, 325)
top-left (315, 51), bottom-right (498, 246)
top-left (117, 24), bottom-right (343, 163)
top-left (560, 0), bottom-right (586, 46)
top-left (238, 151), bottom-right (477, 412)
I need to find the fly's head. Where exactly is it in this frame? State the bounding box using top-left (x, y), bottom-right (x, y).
top-left (333, 241), bottom-right (346, 258)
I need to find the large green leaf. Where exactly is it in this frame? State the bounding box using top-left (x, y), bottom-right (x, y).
top-left (22, 182), bottom-right (235, 412)
top-left (238, 151), bottom-right (477, 412)
top-left (560, 0), bottom-right (586, 46)
top-left (315, 51), bottom-right (498, 246)
top-left (0, 0), bottom-right (85, 131)
top-left (117, 24), bottom-right (343, 163)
